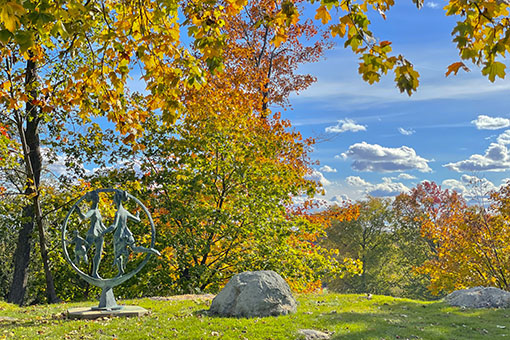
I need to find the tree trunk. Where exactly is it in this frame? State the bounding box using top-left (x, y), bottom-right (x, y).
top-left (7, 204), bottom-right (35, 305)
top-left (26, 117), bottom-right (59, 304)
top-left (7, 57), bottom-right (59, 305)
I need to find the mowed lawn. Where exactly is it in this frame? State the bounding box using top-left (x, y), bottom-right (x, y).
top-left (1, 293), bottom-right (509, 339)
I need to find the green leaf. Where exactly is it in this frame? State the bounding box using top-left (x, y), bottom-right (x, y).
top-left (50, 20), bottom-right (68, 39)
top-left (0, 29), bottom-right (13, 43)
top-left (482, 61), bottom-right (506, 82)
top-left (445, 3), bottom-right (460, 16)
top-left (14, 30), bottom-right (34, 53)
top-left (39, 13), bottom-right (55, 25)
top-left (395, 65), bottom-right (420, 96)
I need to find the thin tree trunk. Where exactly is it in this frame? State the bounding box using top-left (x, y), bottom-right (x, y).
top-left (7, 57), bottom-right (59, 305)
top-left (26, 119), bottom-right (59, 304)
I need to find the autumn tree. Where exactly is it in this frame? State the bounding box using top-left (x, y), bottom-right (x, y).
top-left (0, 0), bottom-right (328, 303)
top-left (413, 182), bottom-right (510, 294)
top-left (76, 0), bottom-right (358, 295)
top-left (139, 111), bottom-right (325, 293)
top-left (220, 0), bottom-right (331, 113)
top-left (86, 94), bottom-right (350, 295)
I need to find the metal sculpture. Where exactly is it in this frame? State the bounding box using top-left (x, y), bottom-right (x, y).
top-left (62, 189), bottom-right (160, 311)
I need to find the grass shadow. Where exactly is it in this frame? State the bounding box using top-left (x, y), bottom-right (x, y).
top-left (312, 299), bottom-right (510, 340)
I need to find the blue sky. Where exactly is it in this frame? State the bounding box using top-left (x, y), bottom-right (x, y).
top-left (284, 1), bottom-right (510, 203)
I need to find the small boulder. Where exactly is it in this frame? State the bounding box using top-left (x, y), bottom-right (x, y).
top-left (298, 329), bottom-right (331, 340)
top-left (445, 286), bottom-right (510, 308)
top-left (209, 270), bottom-right (297, 317)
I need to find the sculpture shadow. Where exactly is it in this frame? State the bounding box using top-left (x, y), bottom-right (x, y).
top-left (0, 312), bottom-right (70, 331)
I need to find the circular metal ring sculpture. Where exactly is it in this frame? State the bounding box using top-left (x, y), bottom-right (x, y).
top-left (62, 189), bottom-right (159, 310)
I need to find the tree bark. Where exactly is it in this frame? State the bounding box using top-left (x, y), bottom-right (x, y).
top-left (7, 204), bottom-right (34, 305)
top-left (27, 118), bottom-right (59, 304)
top-left (7, 57), bottom-right (59, 305)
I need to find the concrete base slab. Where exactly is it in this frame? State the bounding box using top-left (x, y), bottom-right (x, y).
top-left (67, 306), bottom-right (148, 319)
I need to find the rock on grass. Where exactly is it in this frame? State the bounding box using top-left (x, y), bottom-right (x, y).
top-left (209, 270), bottom-right (297, 318)
top-left (445, 286), bottom-right (510, 308)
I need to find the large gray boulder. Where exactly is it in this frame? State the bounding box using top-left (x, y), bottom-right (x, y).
top-left (445, 286), bottom-right (510, 308)
top-left (209, 270), bottom-right (297, 317)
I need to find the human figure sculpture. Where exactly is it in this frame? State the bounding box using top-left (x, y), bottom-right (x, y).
top-left (76, 190), bottom-right (107, 278)
top-left (63, 188), bottom-right (160, 312)
top-left (67, 230), bottom-right (88, 265)
top-left (102, 190), bottom-right (160, 276)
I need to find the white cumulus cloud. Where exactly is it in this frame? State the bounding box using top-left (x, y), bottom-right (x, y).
top-left (497, 130), bottom-right (510, 145)
top-left (325, 118), bottom-right (366, 133)
top-left (320, 165), bottom-right (337, 173)
top-left (307, 170), bottom-right (332, 186)
top-left (472, 115), bottom-right (510, 130)
top-left (369, 178), bottom-right (410, 197)
top-left (345, 176), bottom-right (409, 197)
top-left (397, 173), bottom-right (417, 180)
top-left (444, 143), bottom-right (510, 172)
top-left (346, 176), bottom-right (371, 187)
top-left (442, 179), bottom-right (466, 193)
top-left (341, 142), bottom-right (432, 173)
top-left (442, 175), bottom-right (497, 200)
top-left (330, 195), bottom-right (350, 205)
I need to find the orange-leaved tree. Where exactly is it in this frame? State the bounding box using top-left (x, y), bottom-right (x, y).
top-left (404, 182), bottom-right (510, 295)
top-left (220, 0), bottom-right (332, 113)
top-left (141, 0), bottom-right (363, 294)
top-left (99, 91), bottom-right (363, 294)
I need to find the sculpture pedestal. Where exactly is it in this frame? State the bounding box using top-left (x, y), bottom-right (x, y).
top-left (67, 305), bottom-right (148, 319)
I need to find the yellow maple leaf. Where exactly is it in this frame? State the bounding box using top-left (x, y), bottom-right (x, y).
top-left (1, 12), bottom-right (19, 32)
top-left (226, 0), bottom-right (247, 10)
top-left (271, 30), bottom-right (287, 48)
top-left (315, 6), bottom-right (331, 25)
top-left (331, 24), bottom-right (346, 38)
top-left (0, 2), bottom-right (25, 32)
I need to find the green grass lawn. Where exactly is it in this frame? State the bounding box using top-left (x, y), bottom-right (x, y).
top-left (1, 293), bottom-right (509, 339)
